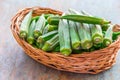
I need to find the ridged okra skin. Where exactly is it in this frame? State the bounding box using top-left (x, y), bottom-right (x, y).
top-left (37, 30), bottom-right (58, 43)
top-left (20, 10), bottom-right (33, 39)
top-left (81, 10), bottom-right (103, 45)
top-left (103, 25), bottom-right (113, 46)
top-left (61, 15), bottom-right (110, 25)
top-left (68, 21), bottom-right (80, 49)
top-left (42, 34), bottom-right (59, 51)
top-left (33, 14), bottom-right (46, 38)
top-left (76, 23), bottom-right (93, 49)
top-left (27, 20), bottom-right (36, 44)
top-left (90, 24), bottom-right (103, 44)
top-left (58, 19), bottom-right (72, 56)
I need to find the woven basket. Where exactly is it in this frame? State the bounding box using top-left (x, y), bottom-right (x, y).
top-left (11, 7), bottom-right (120, 74)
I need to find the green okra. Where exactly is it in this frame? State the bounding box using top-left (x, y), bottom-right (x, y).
top-left (58, 19), bottom-right (72, 56)
top-left (53, 45), bottom-right (60, 52)
top-left (90, 24), bottom-right (103, 44)
top-left (31, 16), bottom-right (39, 21)
top-left (37, 30), bottom-right (58, 43)
top-left (42, 34), bottom-right (59, 51)
top-left (61, 15), bottom-right (110, 25)
top-left (68, 21), bottom-right (80, 49)
top-left (20, 10), bottom-right (33, 39)
top-left (47, 25), bottom-right (58, 32)
top-left (42, 24), bottom-right (49, 34)
top-left (27, 20), bottom-right (36, 44)
top-left (112, 31), bottom-right (120, 41)
top-left (76, 23), bottom-right (93, 49)
top-left (103, 24), bottom-right (113, 47)
top-left (33, 14), bottom-right (46, 38)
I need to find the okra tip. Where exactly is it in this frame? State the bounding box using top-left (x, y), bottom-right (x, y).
top-left (105, 41), bottom-right (111, 46)
top-left (48, 25), bottom-right (55, 31)
top-left (37, 36), bottom-right (43, 43)
top-left (42, 42), bottom-right (51, 51)
top-left (93, 36), bottom-right (103, 44)
top-left (27, 37), bottom-right (34, 44)
top-left (103, 39), bottom-right (111, 47)
top-left (33, 31), bottom-right (41, 38)
top-left (72, 42), bottom-right (81, 49)
top-left (102, 19), bottom-right (111, 25)
top-left (20, 32), bottom-right (27, 39)
top-left (60, 48), bottom-right (72, 56)
top-left (47, 17), bottom-right (51, 23)
top-left (82, 40), bottom-right (93, 49)
top-left (86, 44), bottom-right (92, 49)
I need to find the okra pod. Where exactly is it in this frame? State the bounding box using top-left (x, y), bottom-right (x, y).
top-left (103, 24), bottom-right (113, 46)
top-left (44, 14), bottom-right (54, 19)
top-left (47, 16), bottom-right (59, 25)
top-left (20, 10), bottom-right (33, 39)
top-left (37, 30), bottom-right (58, 43)
top-left (58, 19), bottom-right (72, 56)
top-left (42, 24), bottom-right (49, 34)
top-left (112, 32), bottom-right (120, 41)
top-left (61, 15), bottom-right (110, 25)
top-left (31, 14), bottom-right (54, 21)
top-left (27, 20), bottom-right (36, 44)
top-left (47, 25), bottom-right (58, 32)
top-left (53, 45), bottom-right (60, 52)
top-left (68, 21), bottom-right (80, 49)
top-left (33, 14), bottom-right (46, 38)
top-left (102, 24), bottom-right (110, 31)
top-left (31, 16), bottom-right (39, 21)
top-left (42, 34), bottom-right (59, 51)
top-left (36, 42), bottom-right (44, 49)
top-left (76, 23), bottom-right (93, 49)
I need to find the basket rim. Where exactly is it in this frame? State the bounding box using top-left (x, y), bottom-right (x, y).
top-left (11, 6), bottom-right (120, 58)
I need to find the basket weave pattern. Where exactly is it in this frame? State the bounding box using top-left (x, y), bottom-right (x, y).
top-left (11, 7), bottom-right (120, 74)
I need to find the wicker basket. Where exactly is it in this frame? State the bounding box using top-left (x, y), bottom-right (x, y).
top-left (11, 7), bottom-right (120, 74)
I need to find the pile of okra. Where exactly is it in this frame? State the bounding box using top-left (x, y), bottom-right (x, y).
top-left (20, 9), bottom-right (120, 56)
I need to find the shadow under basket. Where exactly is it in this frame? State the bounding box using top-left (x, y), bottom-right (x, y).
top-left (11, 7), bottom-right (120, 74)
